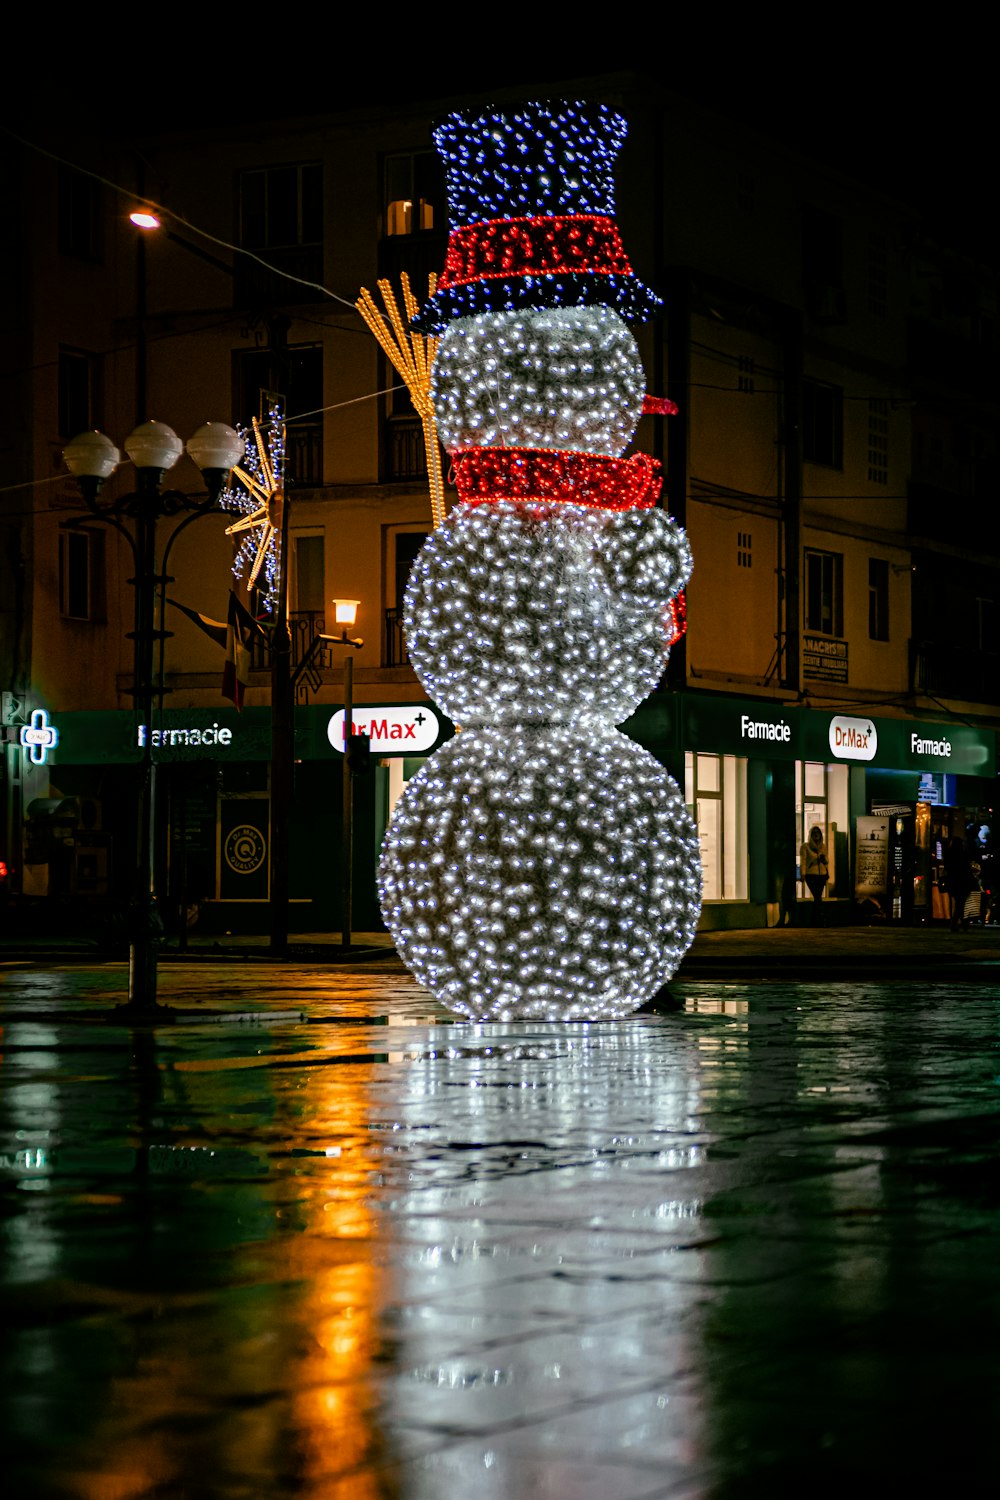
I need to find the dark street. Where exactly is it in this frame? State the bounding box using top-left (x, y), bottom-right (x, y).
top-left (2, 957), bottom-right (998, 1496)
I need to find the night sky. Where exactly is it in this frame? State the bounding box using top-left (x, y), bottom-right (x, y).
top-left (5, 38), bottom-right (994, 262)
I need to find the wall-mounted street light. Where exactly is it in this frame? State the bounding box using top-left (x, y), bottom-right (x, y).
top-left (63, 419), bottom-right (242, 1014)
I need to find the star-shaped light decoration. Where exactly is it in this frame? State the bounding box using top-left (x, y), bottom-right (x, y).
top-left (220, 408), bottom-right (285, 609)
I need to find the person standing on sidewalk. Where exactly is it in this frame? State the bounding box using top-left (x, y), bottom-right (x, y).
top-left (800, 825), bottom-right (829, 922)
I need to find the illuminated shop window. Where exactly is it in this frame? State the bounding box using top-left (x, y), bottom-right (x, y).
top-left (685, 751), bottom-right (748, 901)
top-left (795, 759), bottom-right (848, 899)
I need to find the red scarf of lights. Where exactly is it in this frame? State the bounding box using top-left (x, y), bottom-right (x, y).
top-left (451, 447), bottom-right (662, 510)
top-left (438, 215), bottom-right (635, 290)
top-left (665, 590), bottom-right (687, 646)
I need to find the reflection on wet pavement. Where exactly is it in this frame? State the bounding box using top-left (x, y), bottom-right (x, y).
top-left (2, 963), bottom-right (999, 1495)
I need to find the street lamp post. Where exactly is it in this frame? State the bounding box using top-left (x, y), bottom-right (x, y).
top-left (63, 419), bottom-right (242, 1015)
top-left (288, 598), bottom-right (363, 948)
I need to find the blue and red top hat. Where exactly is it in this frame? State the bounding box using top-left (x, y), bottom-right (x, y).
top-left (411, 101), bottom-right (661, 335)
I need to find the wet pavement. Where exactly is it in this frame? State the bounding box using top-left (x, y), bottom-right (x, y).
top-left (2, 958), bottom-right (999, 1496)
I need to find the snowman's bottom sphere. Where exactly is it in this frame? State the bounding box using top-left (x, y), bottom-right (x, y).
top-left (378, 725), bottom-right (702, 1021)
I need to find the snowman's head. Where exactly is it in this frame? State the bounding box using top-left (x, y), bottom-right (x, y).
top-left (431, 306), bottom-right (645, 459)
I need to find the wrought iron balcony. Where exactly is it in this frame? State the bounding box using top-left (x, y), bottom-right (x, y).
top-left (251, 610), bottom-right (327, 672)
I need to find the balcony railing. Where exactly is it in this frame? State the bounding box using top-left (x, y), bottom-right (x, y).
top-left (384, 416), bottom-right (427, 483)
top-left (250, 609), bottom-right (327, 673)
top-left (285, 424), bottom-right (323, 488)
top-left (912, 641), bottom-right (1000, 705)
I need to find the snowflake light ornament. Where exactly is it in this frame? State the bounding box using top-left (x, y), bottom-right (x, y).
top-left (220, 409), bottom-right (285, 609)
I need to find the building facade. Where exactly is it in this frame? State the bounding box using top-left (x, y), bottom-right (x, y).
top-left (3, 75), bottom-right (997, 934)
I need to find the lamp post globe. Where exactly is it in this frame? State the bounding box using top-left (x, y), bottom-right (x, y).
top-left (124, 420), bottom-right (184, 481)
top-left (63, 431), bottom-right (121, 500)
top-left (186, 422), bottom-right (243, 501)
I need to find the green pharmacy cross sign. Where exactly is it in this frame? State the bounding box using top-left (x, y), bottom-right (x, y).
top-left (19, 709), bottom-right (59, 765)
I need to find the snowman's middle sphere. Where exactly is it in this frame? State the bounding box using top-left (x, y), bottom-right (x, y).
top-left (403, 502), bottom-right (686, 726)
top-left (431, 306), bottom-right (645, 457)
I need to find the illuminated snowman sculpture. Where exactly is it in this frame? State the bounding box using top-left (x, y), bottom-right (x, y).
top-left (378, 102), bottom-right (702, 1020)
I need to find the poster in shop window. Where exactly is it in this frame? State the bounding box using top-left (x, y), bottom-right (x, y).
top-left (855, 816), bottom-right (889, 898)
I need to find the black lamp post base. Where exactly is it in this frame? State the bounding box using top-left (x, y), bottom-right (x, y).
top-left (112, 999), bottom-right (176, 1023)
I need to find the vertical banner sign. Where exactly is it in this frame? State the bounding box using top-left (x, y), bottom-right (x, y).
top-left (855, 816), bottom-right (889, 900)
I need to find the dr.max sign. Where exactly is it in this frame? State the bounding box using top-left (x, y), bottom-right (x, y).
top-left (829, 715), bottom-right (877, 761)
top-left (327, 705), bottom-right (440, 755)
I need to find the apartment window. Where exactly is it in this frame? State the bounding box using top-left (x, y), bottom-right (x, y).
top-left (393, 532), bottom-right (426, 613)
top-left (737, 355), bottom-right (755, 395)
top-left (869, 559), bottom-right (889, 641)
top-left (737, 531), bottom-right (752, 568)
top-left (802, 380), bottom-right (843, 468)
top-left (235, 344), bottom-right (323, 486)
top-left (802, 204), bottom-right (843, 287)
top-left (868, 231), bottom-right (888, 318)
top-left (384, 152), bottom-right (446, 236)
top-left (685, 752), bottom-right (748, 901)
top-left (383, 379), bottom-right (429, 483)
top-left (868, 398), bottom-right (889, 485)
top-left (292, 532), bottom-right (325, 615)
top-left (58, 349), bottom-right (96, 439)
top-left (384, 531), bottom-right (427, 667)
top-left (977, 598), bottom-right (997, 654)
top-left (58, 166), bottom-right (101, 261)
top-left (236, 163), bottom-right (322, 302)
top-left (805, 549), bottom-right (843, 637)
top-left (59, 528), bottom-right (104, 621)
top-left (802, 204), bottom-right (846, 323)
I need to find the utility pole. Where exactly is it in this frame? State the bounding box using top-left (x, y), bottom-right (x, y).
top-left (341, 654), bottom-right (354, 949)
top-left (268, 467), bottom-right (292, 957)
top-left (782, 312), bottom-right (804, 695)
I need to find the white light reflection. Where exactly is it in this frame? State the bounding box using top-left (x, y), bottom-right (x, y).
top-left (1, 1024), bottom-right (61, 1281)
top-left (372, 1017), bottom-right (707, 1471)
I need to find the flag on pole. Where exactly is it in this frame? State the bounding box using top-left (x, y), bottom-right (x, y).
top-left (166, 598), bottom-right (228, 650)
top-left (167, 592), bottom-right (262, 711)
top-left (223, 590), bottom-right (259, 711)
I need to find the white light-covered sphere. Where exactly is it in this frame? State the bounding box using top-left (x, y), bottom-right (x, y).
top-left (378, 723), bottom-right (702, 1021)
top-left (404, 501), bottom-right (691, 726)
top-left (431, 306), bottom-right (646, 456)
